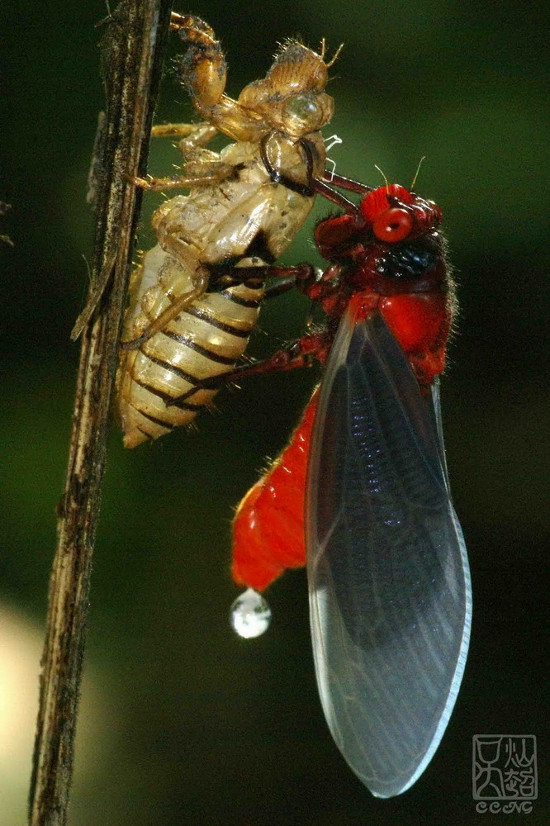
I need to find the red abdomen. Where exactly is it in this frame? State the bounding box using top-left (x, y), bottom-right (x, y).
top-left (232, 390), bottom-right (318, 590)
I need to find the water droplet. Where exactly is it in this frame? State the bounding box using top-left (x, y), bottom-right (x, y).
top-left (230, 588), bottom-right (271, 639)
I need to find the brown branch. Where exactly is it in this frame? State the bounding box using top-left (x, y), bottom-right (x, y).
top-left (28, 1), bottom-right (173, 823)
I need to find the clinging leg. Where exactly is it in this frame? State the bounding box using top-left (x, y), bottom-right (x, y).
top-left (166, 329), bottom-right (331, 406)
top-left (170, 13), bottom-right (266, 141)
top-left (128, 124), bottom-right (233, 193)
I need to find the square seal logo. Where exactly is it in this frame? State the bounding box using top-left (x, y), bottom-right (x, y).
top-left (473, 735), bottom-right (537, 803)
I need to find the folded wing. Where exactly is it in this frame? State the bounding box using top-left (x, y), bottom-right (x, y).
top-left (306, 310), bottom-right (472, 798)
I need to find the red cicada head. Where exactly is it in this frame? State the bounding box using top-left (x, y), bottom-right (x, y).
top-left (359, 184), bottom-right (442, 243)
top-left (310, 181), bottom-right (453, 383)
top-left (314, 184), bottom-right (443, 262)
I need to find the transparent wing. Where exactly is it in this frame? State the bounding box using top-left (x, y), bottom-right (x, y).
top-left (306, 310), bottom-right (472, 798)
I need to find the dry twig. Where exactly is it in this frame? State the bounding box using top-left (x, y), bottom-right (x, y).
top-left (28, 1), bottom-right (173, 823)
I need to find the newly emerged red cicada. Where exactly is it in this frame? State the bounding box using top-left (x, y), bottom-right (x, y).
top-left (116, 14), bottom-right (340, 447)
top-left (223, 172), bottom-right (471, 798)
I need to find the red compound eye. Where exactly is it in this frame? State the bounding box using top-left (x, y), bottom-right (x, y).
top-left (373, 207), bottom-right (413, 242)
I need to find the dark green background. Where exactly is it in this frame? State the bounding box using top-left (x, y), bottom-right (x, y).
top-left (2, 1), bottom-right (548, 823)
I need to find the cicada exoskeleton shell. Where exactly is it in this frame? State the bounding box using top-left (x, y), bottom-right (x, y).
top-left (116, 16), bottom-right (340, 446)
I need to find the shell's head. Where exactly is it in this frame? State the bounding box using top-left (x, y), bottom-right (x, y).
top-left (238, 40), bottom-right (338, 138)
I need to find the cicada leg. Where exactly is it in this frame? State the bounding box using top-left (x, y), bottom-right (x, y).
top-left (125, 262), bottom-right (313, 357)
top-left (166, 331), bottom-right (328, 405)
top-left (150, 121), bottom-right (216, 142)
top-left (312, 171), bottom-right (376, 215)
top-left (206, 263), bottom-right (315, 292)
top-left (130, 114), bottom-right (248, 192)
top-left (128, 166), bottom-right (233, 192)
top-left (170, 14), bottom-right (267, 142)
top-left (260, 135), bottom-right (315, 197)
top-left (170, 13), bottom-right (226, 108)
top-left (214, 261), bottom-right (341, 303)
top-left (319, 171), bottom-right (375, 196)
top-left (311, 177), bottom-right (360, 214)
top-left (129, 123), bottom-right (235, 192)
top-left (152, 120), bottom-right (224, 164)
top-left (119, 265), bottom-right (210, 350)
top-left (161, 258), bottom-right (340, 403)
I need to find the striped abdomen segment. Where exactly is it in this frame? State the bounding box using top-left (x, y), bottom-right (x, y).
top-left (118, 269), bottom-right (264, 448)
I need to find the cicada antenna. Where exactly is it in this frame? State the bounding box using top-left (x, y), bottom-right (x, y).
top-left (319, 38), bottom-right (344, 67)
top-left (325, 157), bottom-right (337, 181)
top-left (324, 134), bottom-right (343, 181)
top-left (374, 164), bottom-right (390, 194)
top-left (410, 156), bottom-right (426, 191)
top-left (324, 134), bottom-right (343, 153)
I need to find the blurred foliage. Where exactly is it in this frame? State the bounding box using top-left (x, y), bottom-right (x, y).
top-left (1, 1), bottom-right (548, 824)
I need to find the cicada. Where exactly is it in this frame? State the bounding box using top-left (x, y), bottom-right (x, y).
top-left (117, 14), bottom-right (339, 447)
top-left (230, 174), bottom-right (472, 798)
